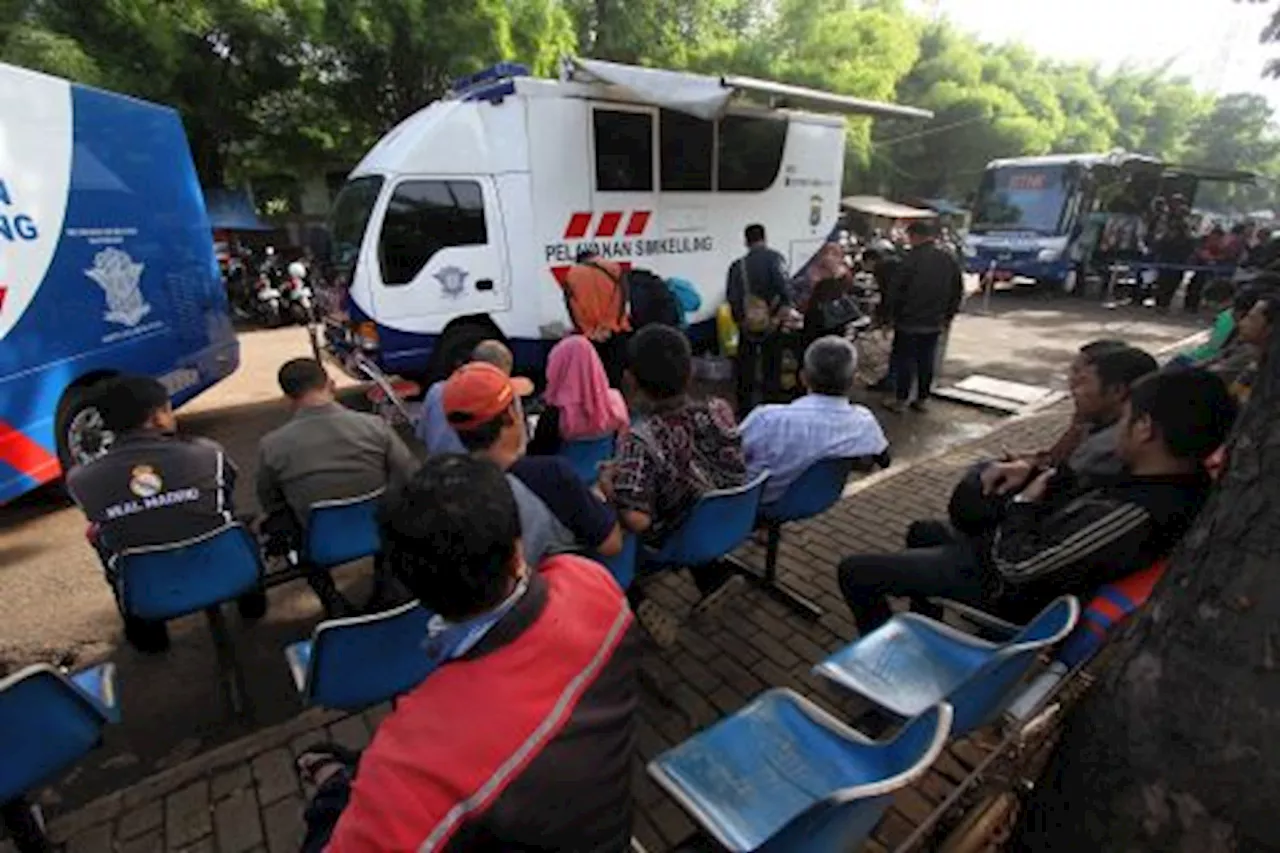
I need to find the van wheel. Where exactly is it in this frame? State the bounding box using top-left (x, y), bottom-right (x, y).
top-left (56, 383), bottom-right (116, 472)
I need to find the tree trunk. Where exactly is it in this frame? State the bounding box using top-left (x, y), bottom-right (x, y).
top-left (1015, 336), bottom-right (1280, 850)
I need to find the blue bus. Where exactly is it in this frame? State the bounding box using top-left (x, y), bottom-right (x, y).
top-left (0, 62), bottom-right (239, 503)
top-left (963, 151), bottom-right (1253, 291)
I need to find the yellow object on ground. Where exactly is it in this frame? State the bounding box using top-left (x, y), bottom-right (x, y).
top-left (717, 303), bottom-right (739, 357)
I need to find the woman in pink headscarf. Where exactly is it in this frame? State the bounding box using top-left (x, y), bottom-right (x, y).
top-left (529, 335), bottom-right (630, 456)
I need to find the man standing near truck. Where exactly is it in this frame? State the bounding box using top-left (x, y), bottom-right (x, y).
top-left (561, 249), bottom-right (631, 387)
top-left (727, 224), bottom-right (794, 417)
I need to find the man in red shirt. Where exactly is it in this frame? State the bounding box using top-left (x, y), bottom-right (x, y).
top-left (298, 454), bottom-right (639, 853)
top-left (562, 249), bottom-right (631, 386)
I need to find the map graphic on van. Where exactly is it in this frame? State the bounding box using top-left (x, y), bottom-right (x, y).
top-left (85, 246), bottom-right (150, 327)
top-left (434, 266), bottom-right (468, 299)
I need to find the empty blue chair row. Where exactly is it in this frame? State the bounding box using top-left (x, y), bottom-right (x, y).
top-left (285, 600), bottom-right (435, 711)
top-left (558, 435), bottom-right (617, 485)
top-left (649, 689), bottom-right (952, 852)
top-left (1, 662), bottom-right (120, 851)
top-left (814, 596), bottom-right (1079, 737)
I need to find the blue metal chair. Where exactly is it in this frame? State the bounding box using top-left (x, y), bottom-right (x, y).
top-left (649, 689), bottom-right (952, 852)
top-left (304, 488), bottom-right (386, 569)
top-left (1, 663), bottom-right (119, 852)
top-left (116, 524), bottom-right (264, 715)
top-left (558, 434), bottom-right (617, 484)
top-left (814, 596), bottom-right (1078, 736)
top-left (644, 472), bottom-right (770, 570)
top-left (729, 457), bottom-right (858, 620)
top-left (284, 600), bottom-right (434, 711)
top-left (597, 531), bottom-right (638, 591)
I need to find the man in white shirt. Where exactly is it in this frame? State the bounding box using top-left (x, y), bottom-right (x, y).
top-left (741, 336), bottom-right (890, 505)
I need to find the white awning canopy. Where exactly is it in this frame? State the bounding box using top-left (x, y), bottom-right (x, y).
top-left (565, 58), bottom-right (933, 122)
top-left (841, 195), bottom-right (938, 219)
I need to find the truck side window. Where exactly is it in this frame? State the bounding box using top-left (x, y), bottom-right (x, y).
top-left (594, 110), bottom-right (654, 192)
top-left (379, 180), bottom-right (487, 286)
top-left (660, 109), bottom-right (713, 192)
top-left (718, 114), bottom-right (787, 192)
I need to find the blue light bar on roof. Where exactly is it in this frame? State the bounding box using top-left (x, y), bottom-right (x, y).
top-left (451, 63), bottom-right (530, 94)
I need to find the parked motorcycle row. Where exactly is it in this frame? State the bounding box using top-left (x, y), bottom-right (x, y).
top-left (223, 246), bottom-right (316, 328)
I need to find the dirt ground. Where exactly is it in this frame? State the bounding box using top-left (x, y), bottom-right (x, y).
top-left (0, 293), bottom-right (1203, 813)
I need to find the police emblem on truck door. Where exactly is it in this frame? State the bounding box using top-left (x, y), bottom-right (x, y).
top-left (434, 266), bottom-right (468, 299)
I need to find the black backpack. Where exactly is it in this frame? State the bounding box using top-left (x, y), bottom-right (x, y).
top-left (627, 268), bottom-right (682, 329)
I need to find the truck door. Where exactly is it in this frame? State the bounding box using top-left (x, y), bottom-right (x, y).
top-left (368, 176), bottom-right (510, 321)
top-left (588, 105), bottom-right (659, 256)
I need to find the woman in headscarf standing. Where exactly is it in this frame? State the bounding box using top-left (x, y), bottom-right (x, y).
top-left (529, 335), bottom-right (631, 456)
top-left (801, 242), bottom-right (857, 350)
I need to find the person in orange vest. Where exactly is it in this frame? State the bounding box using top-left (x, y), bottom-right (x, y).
top-left (561, 249), bottom-right (631, 387)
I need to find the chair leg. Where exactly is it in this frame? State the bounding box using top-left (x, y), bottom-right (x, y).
top-left (724, 524), bottom-right (824, 620)
top-left (2, 797), bottom-right (51, 853)
top-left (205, 605), bottom-right (249, 719)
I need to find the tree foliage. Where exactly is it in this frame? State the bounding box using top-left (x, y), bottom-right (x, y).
top-left (3, 0), bottom-right (1277, 213)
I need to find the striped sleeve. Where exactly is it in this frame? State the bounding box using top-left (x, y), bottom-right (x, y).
top-left (992, 495), bottom-right (1153, 588)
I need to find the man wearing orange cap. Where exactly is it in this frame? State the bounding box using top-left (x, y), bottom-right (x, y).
top-left (443, 362), bottom-right (623, 564)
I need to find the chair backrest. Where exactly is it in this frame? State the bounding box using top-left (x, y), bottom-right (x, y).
top-left (1058, 561), bottom-right (1168, 668)
top-left (305, 488), bottom-right (385, 568)
top-left (558, 435), bottom-right (617, 484)
top-left (117, 525), bottom-right (263, 621)
top-left (305, 601), bottom-right (435, 710)
top-left (0, 666), bottom-right (112, 803)
top-left (597, 532), bottom-right (638, 591)
top-left (947, 595), bottom-right (1079, 735)
top-left (765, 699), bottom-right (953, 853)
top-left (760, 457), bottom-right (858, 524)
top-left (652, 471), bottom-right (770, 567)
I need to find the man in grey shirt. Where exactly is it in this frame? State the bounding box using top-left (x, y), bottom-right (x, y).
top-left (257, 358), bottom-right (419, 613)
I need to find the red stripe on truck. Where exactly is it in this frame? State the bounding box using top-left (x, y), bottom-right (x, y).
top-left (0, 420), bottom-right (60, 482)
top-left (624, 211), bottom-right (650, 236)
top-left (595, 212), bottom-right (623, 238)
top-left (564, 213), bottom-right (592, 240)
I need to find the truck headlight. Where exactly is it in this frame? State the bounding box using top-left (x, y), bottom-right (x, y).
top-left (1037, 248), bottom-right (1062, 263)
top-left (962, 244), bottom-right (977, 258)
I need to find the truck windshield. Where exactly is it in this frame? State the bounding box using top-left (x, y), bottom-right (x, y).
top-left (329, 175), bottom-right (385, 274)
top-left (972, 165), bottom-right (1073, 235)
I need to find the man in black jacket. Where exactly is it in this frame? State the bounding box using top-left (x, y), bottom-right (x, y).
top-left (727, 223), bottom-right (794, 416)
top-left (882, 220), bottom-right (963, 413)
top-left (837, 369), bottom-right (1235, 632)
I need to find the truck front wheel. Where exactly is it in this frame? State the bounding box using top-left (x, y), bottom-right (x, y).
top-left (55, 382), bottom-right (116, 473)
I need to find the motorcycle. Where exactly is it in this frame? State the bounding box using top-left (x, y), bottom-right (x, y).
top-left (282, 260), bottom-right (315, 325)
top-left (252, 265), bottom-right (284, 327)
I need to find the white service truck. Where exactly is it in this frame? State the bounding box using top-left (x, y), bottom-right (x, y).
top-left (318, 57), bottom-right (931, 379)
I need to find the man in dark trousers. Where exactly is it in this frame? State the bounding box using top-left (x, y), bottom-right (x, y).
top-left (727, 223), bottom-right (794, 417)
top-left (882, 220), bottom-right (963, 413)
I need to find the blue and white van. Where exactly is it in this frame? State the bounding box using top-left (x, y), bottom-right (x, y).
top-left (0, 62), bottom-right (239, 503)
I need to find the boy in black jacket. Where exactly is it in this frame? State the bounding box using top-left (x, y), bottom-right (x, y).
top-left (838, 369), bottom-right (1236, 631)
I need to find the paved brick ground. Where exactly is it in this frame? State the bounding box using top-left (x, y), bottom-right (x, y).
top-left (18, 403), bottom-right (1071, 853)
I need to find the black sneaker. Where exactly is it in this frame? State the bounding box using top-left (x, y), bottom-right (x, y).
top-left (909, 399), bottom-right (929, 413)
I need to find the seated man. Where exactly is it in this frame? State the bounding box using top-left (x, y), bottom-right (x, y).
top-left (415, 338), bottom-right (515, 455)
top-left (839, 369), bottom-right (1235, 634)
top-left (950, 343), bottom-right (1159, 536)
top-left (256, 358), bottom-right (419, 615)
top-left (741, 335), bottom-right (890, 505)
top-left (442, 360), bottom-right (624, 562)
top-left (67, 376), bottom-right (260, 652)
top-left (600, 325), bottom-right (747, 601)
top-left (298, 455), bottom-right (639, 852)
